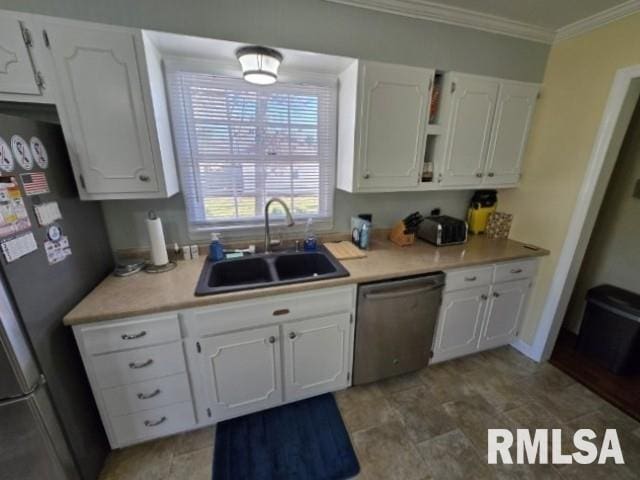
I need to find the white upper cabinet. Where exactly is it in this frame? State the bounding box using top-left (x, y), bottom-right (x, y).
top-left (44, 20), bottom-right (178, 200)
top-left (0, 14), bottom-right (40, 95)
top-left (337, 60), bottom-right (433, 192)
top-left (483, 81), bottom-right (539, 185)
top-left (0, 11), bottom-right (54, 102)
top-left (436, 73), bottom-right (539, 188)
top-left (438, 74), bottom-right (499, 187)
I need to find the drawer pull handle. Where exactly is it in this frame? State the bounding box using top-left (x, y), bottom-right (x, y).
top-left (129, 358), bottom-right (153, 369)
top-left (510, 268), bottom-right (523, 274)
top-left (493, 292), bottom-right (500, 298)
top-left (273, 309), bottom-right (290, 316)
top-left (121, 331), bottom-right (147, 340)
top-left (137, 389), bottom-right (161, 400)
top-left (144, 416), bottom-right (166, 427)
top-left (289, 332), bottom-right (297, 340)
top-left (139, 174), bottom-right (151, 182)
top-left (464, 276), bottom-right (477, 281)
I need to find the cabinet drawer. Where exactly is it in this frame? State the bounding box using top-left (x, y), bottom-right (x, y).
top-left (102, 373), bottom-right (192, 417)
top-left (80, 314), bottom-right (180, 355)
top-left (184, 286), bottom-right (355, 337)
top-left (92, 342), bottom-right (185, 388)
top-left (494, 260), bottom-right (536, 284)
top-left (110, 401), bottom-right (195, 446)
top-left (445, 266), bottom-right (494, 292)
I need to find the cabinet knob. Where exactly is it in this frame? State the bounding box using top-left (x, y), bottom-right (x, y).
top-left (268, 336), bottom-right (276, 344)
top-left (488, 172), bottom-right (495, 177)
top-left (289, 332), bottom-right (297, 340)
top-left (493, 292), bottom-right (500, 298)
top-left (475, 173), bottom-right (483, 178)
top-left (480, 294), bottom-right (488, 300)
top-left (363, 172), bottom-right (370, 179)
top-left (139, 174), bottom-right (151, 182)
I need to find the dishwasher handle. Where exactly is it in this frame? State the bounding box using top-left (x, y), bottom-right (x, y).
top-left (363, 282), bottom-right (443, 301)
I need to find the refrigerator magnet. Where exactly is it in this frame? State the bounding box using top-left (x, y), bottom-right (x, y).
top-left (11, 135), bottom-right (33, 171)
top-left (20, 172), bottom-right (49, 196)
top-left (0, 137), bottom-right (14, 173)
top-left (46, 224), bottom-right (62, 242)
top-left (30, 137), bottom-right (48, 169)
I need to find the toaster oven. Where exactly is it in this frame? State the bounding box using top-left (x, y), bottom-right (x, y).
top-left (417, 215), bottom-right (468, 246)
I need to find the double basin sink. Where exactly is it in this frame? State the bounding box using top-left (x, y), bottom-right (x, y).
top-left (195, 245), bottom-right (350, 296)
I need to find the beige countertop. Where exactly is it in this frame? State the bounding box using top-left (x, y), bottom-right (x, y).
top-left (64, 236), bottom-right (548, 326)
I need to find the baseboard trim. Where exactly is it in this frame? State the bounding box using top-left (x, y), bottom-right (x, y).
top-left (510, 338), bottom-right (542, 362)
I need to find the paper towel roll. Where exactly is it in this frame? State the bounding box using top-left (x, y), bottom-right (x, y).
top-left (146, 211), bottom-right (169, 266)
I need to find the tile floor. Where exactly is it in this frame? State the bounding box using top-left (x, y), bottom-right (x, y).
top-left (98, 347), bottom-right (640, 480)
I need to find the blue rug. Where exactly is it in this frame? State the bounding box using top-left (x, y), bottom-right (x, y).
top-left (213, 394), bottom-right (360, 480)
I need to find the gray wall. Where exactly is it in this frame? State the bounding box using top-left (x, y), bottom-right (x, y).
top-left (563, 100), bottom-right (640, 333)
top-left (5, 0), bottom-right (550, 250)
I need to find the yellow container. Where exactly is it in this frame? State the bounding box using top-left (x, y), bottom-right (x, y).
top-left (467, 205), bottom-right (497, 234)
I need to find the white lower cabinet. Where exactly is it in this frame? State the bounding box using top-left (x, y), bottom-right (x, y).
top-left (198, 325), bottom-right (283, 421)
top-left (283, 313), bottom-right (351, 402)
top-left (432, 286), bottom-right (489, 362)
top-left (480, 279), bottom-right (530, 350)
top-left (432, 260), bottom-right (535, 363)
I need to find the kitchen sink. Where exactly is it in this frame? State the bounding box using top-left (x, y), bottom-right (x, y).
top-left (195, 245), bottom-right (349, 295)
top-left (274, 252), bottom-right (337, 281)
top-left (207, 257), bottom-right (273, 288)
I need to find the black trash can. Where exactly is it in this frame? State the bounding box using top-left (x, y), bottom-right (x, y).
top-left (576, 284), bottom-right (640, 375)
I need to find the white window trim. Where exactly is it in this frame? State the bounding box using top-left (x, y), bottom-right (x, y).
top-left (164, 57), bottom-right (338, 239)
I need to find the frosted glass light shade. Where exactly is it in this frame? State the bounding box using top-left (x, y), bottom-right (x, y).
top-left (236, 46), bottom-right (283, 85)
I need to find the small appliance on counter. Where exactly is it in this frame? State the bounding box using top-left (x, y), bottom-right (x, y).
top-left (351, 214), bottom-right (372, 250)
top-left (417, 214), bottom-right (468, 246)
top-left (467, 190), bottom-right (497, 234)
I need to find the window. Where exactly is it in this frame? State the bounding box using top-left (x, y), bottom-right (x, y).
top-left (166, 66), bottom-right (337, 233)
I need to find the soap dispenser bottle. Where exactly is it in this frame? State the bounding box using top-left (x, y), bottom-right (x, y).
top-left (303, 218), bottom-right (317, 251)
top-left (209, 233), bottom-right (225, 261)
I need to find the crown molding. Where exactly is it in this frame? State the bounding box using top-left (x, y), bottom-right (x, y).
top-left (324, 0), bottom-right (555, 44)
top-left (554, 0), bottom-right (640, 43)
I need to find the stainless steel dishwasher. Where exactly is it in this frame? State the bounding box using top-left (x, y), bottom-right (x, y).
top-left (353, 273), bottom-right (445, 385)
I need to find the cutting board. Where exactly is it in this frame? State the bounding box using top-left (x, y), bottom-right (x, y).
top-left (325, 241), bottom-right (367, 260)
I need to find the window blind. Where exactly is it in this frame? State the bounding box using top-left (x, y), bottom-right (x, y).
top-left (166, 68), bottom-right (337, 232)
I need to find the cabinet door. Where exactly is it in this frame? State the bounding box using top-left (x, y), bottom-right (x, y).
top-left (0, 15), bottom-right (40, 95)
top-left (198, 325), bottom-right (282, 421)
top-left (357, 62), bottom-right (432, 190)
top-left (439, 75), bottom-right (498, 186)
top-left (432, 286), bottom-right (489, 363)
top-left (484, 82), bottom-right (538, 185)
top-left (480, 279), bottom-right (530, 350)
top-left (283, 313), bottom-right (350, 402)
top-left (46, 23), bottom-right (159, 194)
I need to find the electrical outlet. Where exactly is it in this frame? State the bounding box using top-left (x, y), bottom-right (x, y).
top-left (634, 179), bottom-right (640, 199)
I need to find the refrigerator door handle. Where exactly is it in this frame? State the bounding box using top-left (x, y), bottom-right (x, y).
top-left (0, 374), bottom-right (44, 405)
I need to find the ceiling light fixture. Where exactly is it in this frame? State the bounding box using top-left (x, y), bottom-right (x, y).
top-left (236, 46), bottom-right (283, 85)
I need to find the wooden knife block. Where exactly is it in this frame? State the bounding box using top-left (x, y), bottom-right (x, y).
top-left (389, 221), bottom-right (415, 247)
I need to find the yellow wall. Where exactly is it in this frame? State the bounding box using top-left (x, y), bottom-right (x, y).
top-left (502, 12), bottom-right (640, 344)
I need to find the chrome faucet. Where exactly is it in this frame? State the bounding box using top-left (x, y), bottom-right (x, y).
top-left (264, 198), bottom-right (295, 253)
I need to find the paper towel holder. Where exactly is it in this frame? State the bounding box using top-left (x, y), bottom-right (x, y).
top-left (144, 209), bottom-right (177, 274)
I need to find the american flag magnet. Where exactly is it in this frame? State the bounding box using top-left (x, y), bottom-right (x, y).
top-left (20, 171), bottom-right (50, 196)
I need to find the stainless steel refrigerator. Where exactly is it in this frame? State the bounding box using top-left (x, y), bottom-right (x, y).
top-left (0, 113), bottom-right (114, 480)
